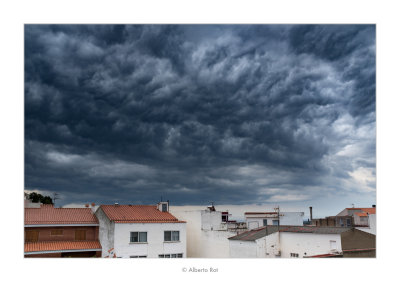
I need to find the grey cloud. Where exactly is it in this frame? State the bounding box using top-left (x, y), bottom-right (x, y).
top-left (25, 25), bottom-right (375, 209)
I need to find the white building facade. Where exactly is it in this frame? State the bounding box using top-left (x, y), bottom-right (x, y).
top-left (170, 206), bottom-right (246, 258)
top-left (229, 226), bottom-right (348, 258)
top-left (96, 203), bottom-right (186, 258)
top-left (336, 206), bottom-right (376, 235)
top-left (245, 211), bottom-right (304, 230)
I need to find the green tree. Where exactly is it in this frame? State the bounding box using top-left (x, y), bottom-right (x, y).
top-left (28, 192), bottom-right (54, 204)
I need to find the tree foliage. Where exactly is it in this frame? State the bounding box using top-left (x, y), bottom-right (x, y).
top-left (27, 192), bottom-right (54, 204)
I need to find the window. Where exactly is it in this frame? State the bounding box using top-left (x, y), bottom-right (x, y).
top-left (162, 203), bottom-right (167, 212)
top-left (130, 232), bottom-right (147, 243)
top-left (272, 220), bottom-right (279, 226)
top-left (290, 253), bottom-right (299, 258)
top-left (339, 218), bottom-right (344, 227)
top-left (222, 215), bottom-right (228, 222)
top-left (159, 253), bottom-right (183, 258)
top-left (51, 229), bottom-right (63, 236)
top-left (346, 218), bottom-right (351, 227)
top-left (25, 230), bottom-right (39, 242)
top-left (164, 231), bottom-right (179, 242)
top-left (75, 230), bottom-right (86, 240)
top-left (263, 219), bottom-right (268, 226)
top-left (130, 255), bottom-right (147, 258)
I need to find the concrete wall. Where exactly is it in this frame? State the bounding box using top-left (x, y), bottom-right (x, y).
top-left (356, 214), bottom-right (376, 235)
top-left (169, 210), bottom-right (202, 257)
top-left (245, 212), bottom-right (304, 228)
top-left (199, 230), bottom-right (238, 258)
top-left (229, 240), bottom-right (258, 258)
top-left (170, 209), bottom-right (242, 258)
top-left (257, 232), bottom-right (280, 258)
top-left (201, 210), bottom-right (223, 230)
top-left (95, 207), bottom-right (115, 256)
top-left (341, 229), bottom-right (375, 251)
top-left (113, 222), bottom-right (186, 258)
top-left (279, 232), bottom-right (342, 258)
top-left (280, 212), bottom-right (304, 225)
top-left (230, 232), bottom-right (343, 258)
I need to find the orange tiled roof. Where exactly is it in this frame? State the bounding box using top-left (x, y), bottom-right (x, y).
top-left (355, 212), bottom-right (368, 217)
top-left (360, 208), bottom-right (376, 214)
top-left (100, 205), bottom-right (184, 223)
top-left (25, 241), bottom-right (101, 253)
top-left (25, 204), bottom-right (98, 225)
top-left (348, 207), bottom-right (376, 214)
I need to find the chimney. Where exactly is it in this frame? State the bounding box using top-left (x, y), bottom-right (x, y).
top-left (309, 207), bottom-right (313, 221)
top-left (114, 203), bottom-right (119, 207)
top-left (372, 204), bottom-right (376, 208)
top-left (90, 202), bottom-right (97, 213)
top-left (157, 201), bottom-right (168, 212)
top-left (85, 204), bottom-right (89, 208)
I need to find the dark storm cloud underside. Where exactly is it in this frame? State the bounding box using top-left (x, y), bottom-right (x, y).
top-left (25, 25), bottom-right (376, 205)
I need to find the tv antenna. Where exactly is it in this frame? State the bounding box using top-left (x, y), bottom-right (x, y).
top-left (53, 193), bottom-right (60, 206)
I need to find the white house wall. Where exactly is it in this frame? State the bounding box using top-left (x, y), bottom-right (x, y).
top-left (201, 210), bottom-right (223, 231)
top-left (199, 230), bottom-right (238, 258)
top-left (229, 240), bottom-right (258, 258)
top-left (231, 232), bottom-right (342, 258)
top-left (280, 212), bottom-right (304, 225)
top-left (245, 212), bottom-right (304, 228)
top-left (169, 210), bottom-right (202, 257)
top-left (170, 209), bottom-right (238, 258)
top-left (113, 222), bottom-right (186, 258)
top-left (256, 232), bottom-right (280, 258)
top-left (356, 214), bottom-right (376, 235)
top-left (279, 232), bottom-right (342, 258)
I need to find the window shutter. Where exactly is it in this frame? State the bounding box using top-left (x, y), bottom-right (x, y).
top-left (25, 230), bottom-right (39, 242)
top-left (75, 230), bottom-right (86, 240)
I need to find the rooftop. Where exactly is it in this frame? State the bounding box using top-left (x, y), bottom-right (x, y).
top-left (347, 207), bottom-right (376, 214)
top-left (99, 205), bottom-right (185, 223)
top-left (24, 241), bottom-right (102, 254)
top-left (25, 204), bottom-right (98, 225)
top-left (228, 225), bottom-right (352, 241)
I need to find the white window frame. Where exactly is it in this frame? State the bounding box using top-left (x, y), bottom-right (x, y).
top-left (159, 253), bottom-right (183, 258)
top-left (130, 231), bottom-right (147, 243)
top-left (164, 230), bottom-right (180, 242)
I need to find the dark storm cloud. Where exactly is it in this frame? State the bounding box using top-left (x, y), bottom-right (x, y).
top-left (25, 25), bottom-right (376, 206)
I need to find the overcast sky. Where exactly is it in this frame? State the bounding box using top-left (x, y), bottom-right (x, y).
top-left (24, 25), bottom-right (375, 216)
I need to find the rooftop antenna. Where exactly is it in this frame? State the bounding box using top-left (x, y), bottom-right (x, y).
top-left (351, 203), bottom-right (354, 208)
top-left (53, 193), bottom-right (59, 207)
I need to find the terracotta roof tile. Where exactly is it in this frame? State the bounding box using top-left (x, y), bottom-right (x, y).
top-left (25, 205), bottom-right (98, 225)
top-left (355, 212), bottom-right (368, 217)
top-left (24, 241), bottom-right (102, 253)
top-left (347, 207), bottom-right (376, 214)
top-left (100, 205), bottom-right (184, 223)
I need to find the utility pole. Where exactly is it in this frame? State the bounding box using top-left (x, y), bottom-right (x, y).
top-left (274, 206), bottom-right (282, 256)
